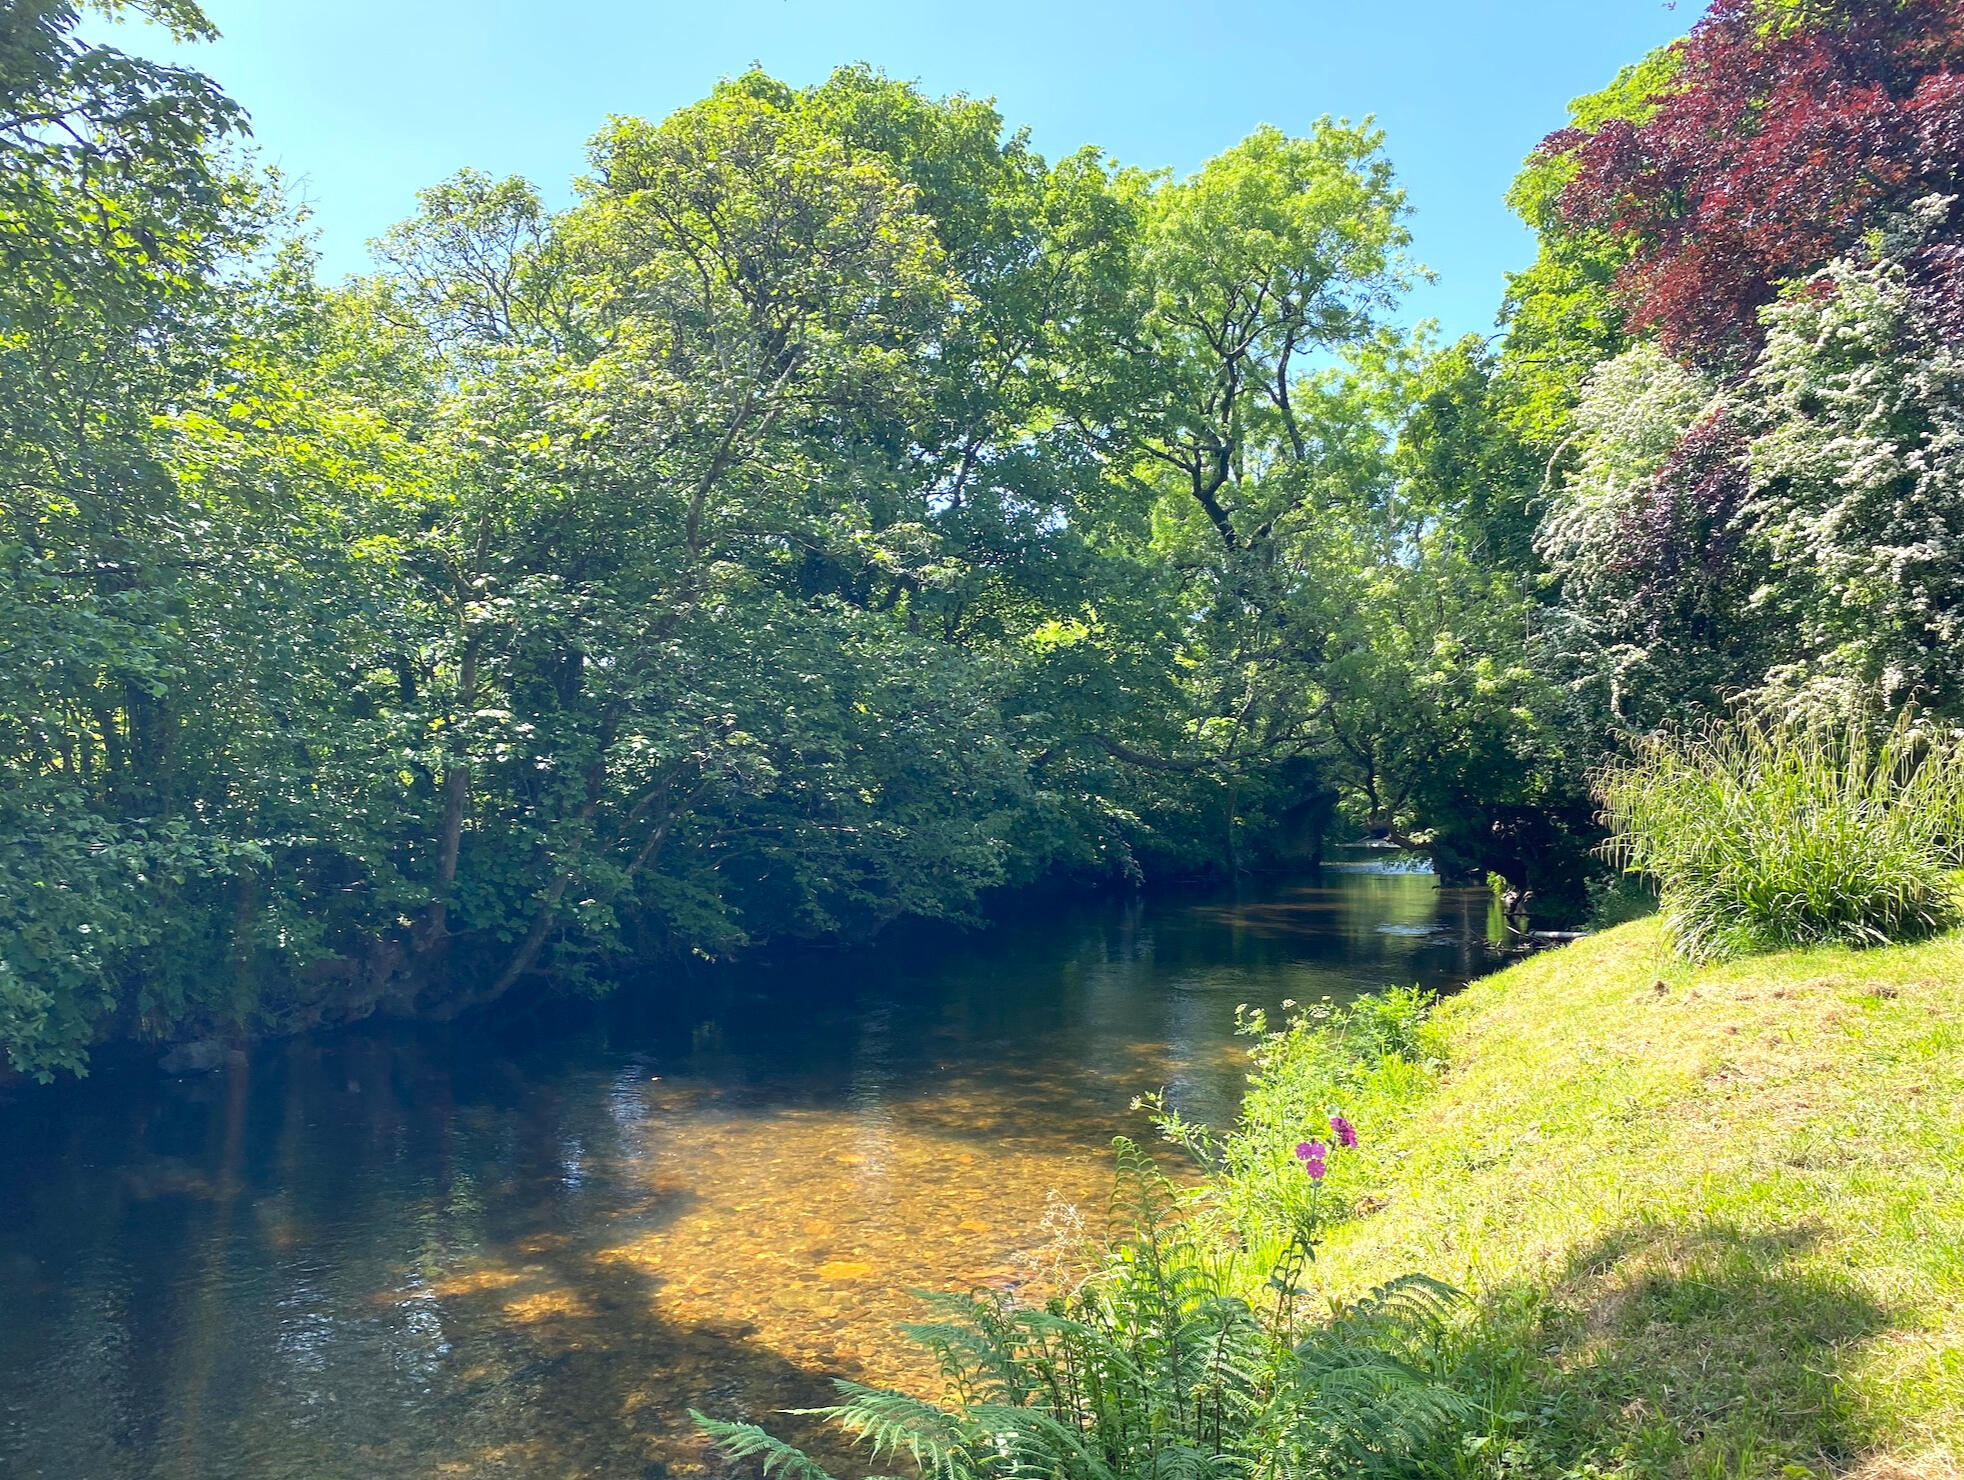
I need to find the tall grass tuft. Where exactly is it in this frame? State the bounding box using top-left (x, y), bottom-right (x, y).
top-left (1594, 715), bottom-right (1964, 963)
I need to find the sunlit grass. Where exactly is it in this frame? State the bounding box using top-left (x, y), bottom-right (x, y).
top-left (1593, 717), bottom-right (1964, 964)
top-left (1315, 920), bottom-right (1964, 1478)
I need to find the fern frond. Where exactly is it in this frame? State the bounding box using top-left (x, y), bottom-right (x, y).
top-left (962, 1400), bottom-right (1129, 1480)
top-left (1275, 1338), bottom-right (1477, 1474)
top-left (900, 1288), bottom-right (1049, 1405)
top-left (817, 1382), bottom-right (973, 1480)
top-left (1107, 1136), bottom-right (1182, 1247)
top-left (1342, 1273), bottom-right (1462, 1336)
top-left (690, 1412), bottom-right (840, 1480)
top-left (1326, 1273), bottom-right (1464, 1372)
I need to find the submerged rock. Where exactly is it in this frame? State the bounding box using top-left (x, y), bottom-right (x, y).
top-left (158, 1039), bottom-right (228, 1074)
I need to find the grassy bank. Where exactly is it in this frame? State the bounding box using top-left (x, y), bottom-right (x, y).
top-left (1318, 919), bottom-right (1964, 1478)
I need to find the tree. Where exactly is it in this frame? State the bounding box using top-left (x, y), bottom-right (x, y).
top-left (1056, 121), bottom-right (1416, 872)
top-left (1545, 0), bottom-right (1964, 363)
top-left (0, 0), bottom-right (260, 1075)
top-left (1740, 207), bottom-right (1964, 718)
top-left (1496, 48), bottom-right (1676, 447)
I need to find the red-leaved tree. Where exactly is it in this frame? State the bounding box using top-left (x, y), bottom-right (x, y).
top-left (1545, 0), bottom-right (1964, 361)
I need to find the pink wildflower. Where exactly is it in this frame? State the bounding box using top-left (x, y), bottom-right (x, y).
top-left (1330, 1114), bottom-right (1356, 1149)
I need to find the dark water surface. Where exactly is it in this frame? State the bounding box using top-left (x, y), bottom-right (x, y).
top-left (0, 865), bottom-right (1505, 1479)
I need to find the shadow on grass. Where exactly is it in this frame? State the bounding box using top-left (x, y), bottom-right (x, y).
top-left (1464, 1219), bottom-right (1890, 1479)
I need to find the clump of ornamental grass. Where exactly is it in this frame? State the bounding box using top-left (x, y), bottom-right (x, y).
top-left (1594, 714), bottom-right (1964, 963)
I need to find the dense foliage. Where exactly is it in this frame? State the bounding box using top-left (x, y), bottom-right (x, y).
top-left (7, 0), bottom-right (1964, 1075)
top-left (1518, 0), bottom-right (1964, 731)
top-left (1547, 0), bottom-right (1964, 362)
top-left (0, 3), bottom-right (1582, 1077)
top-left (1143, 989), bottom-right (1437, 1252)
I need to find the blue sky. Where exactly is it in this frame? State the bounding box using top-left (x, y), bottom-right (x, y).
top-left (95, 1), bottom-right (1698, 340)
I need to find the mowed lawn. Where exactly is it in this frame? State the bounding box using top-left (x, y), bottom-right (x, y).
top-left (1320, 919), bottom-right (1964, 1478)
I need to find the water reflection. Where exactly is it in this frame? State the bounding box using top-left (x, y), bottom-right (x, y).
top-left (0, 869), bottom-right (1502, 1478)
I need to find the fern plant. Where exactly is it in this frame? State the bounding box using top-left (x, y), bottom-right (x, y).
top-left (694, 1140), bottom-right (1470, 1480)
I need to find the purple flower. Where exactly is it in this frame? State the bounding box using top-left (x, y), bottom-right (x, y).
top-left (1330, 1114), bottom-right (1357, 1149)
top-left (1295, 1140), bottom-right (1328, 1180)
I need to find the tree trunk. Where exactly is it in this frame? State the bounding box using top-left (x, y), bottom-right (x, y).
top-left (425, 632), bottom-right (481, 945)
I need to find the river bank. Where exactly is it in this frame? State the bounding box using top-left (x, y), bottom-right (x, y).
top-left (1320, 919), bottom-right (1964, 1477)
top-left (5, 857), bottom-right (1508, 1091)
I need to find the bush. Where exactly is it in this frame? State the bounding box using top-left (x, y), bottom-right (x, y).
top-left (694, 1141), bottom-right (1471, 1480)
top-left (1594, 716), bottom-right (1964, 963)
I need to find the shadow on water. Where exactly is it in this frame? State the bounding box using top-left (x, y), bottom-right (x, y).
top-left (0, 867), bottom-right (1507, 1478)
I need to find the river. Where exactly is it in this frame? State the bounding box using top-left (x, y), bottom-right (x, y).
top-left (0, 862), bottom-right (1507, 1479)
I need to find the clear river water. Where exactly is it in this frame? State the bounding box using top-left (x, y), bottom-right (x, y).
top-left (0, 862), bottom-right (1507, 1480)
